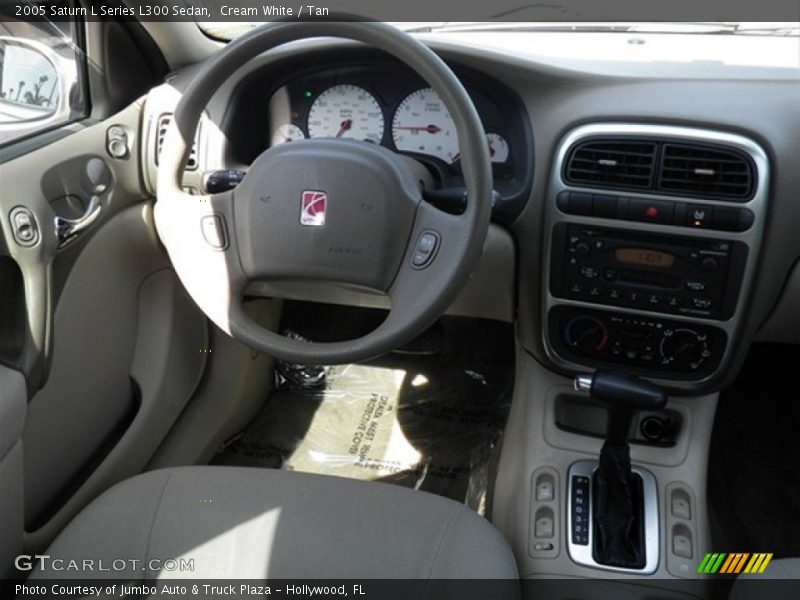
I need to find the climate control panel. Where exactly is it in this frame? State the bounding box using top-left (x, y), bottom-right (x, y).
top-left (549, 306), bottom-right (726, 378)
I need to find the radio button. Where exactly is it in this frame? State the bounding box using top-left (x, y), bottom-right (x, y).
top-left (603, 268), bottom-right (618, 281)
top-left (628, 198), bottom-right (674, 224)
top-left (692, 297), bottom-right (713, 310)
top-left (685, 280), bottom-right (707, 292)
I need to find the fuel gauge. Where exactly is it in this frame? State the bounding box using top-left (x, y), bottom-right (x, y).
top-left (272, 123), bottom-right (306, 146)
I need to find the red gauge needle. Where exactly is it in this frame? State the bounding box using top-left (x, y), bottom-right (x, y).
top-left (335, 118), bottom-right (353, 138)
top-left (394, 125), bottom-right (442, 133)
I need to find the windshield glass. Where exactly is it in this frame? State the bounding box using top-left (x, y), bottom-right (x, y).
top-left (199, 21), bottom-right (799, 41)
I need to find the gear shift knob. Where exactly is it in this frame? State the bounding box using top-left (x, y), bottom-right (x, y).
top-left (574, 371), bottom-right (667, 411)
top-left (575, 371), bottom-right (667, 447)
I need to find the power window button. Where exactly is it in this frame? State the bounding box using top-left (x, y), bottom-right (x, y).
top-left (671, 496), bottom-right (691, 520)
top-left (534, 516), bottom-right (554, 539)
top-left (673, 534), bottom-right (693, 559)
top-left (535, 481), bottom-right (554, 502)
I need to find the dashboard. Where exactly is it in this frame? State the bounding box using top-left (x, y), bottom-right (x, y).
top-left (140, 35), bottom-right (800, 393)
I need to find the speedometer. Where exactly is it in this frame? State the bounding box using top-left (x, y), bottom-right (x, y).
top-left (307, 84), bottom-right (384, 143)
top-left (392, 88), bottom-right (458, 163)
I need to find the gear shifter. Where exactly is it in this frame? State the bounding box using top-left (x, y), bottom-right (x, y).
top-left (574, 371), bottom-right (667, 569)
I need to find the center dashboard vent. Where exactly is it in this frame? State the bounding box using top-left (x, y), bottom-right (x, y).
top-left (564, 137), bottom-right (756, 201)
top-left (658, 143), bottom-right (754, 200)
top-left (155, 114), bottom-right (199, 170)
top-left (565, 140), bottom-right (657, 190)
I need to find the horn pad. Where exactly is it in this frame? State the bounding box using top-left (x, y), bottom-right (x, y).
top-left (233, 139), bottom-right (421, 290)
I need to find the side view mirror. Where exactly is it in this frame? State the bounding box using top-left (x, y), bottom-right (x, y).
top-left (0, 35), bottom-right (73, 144)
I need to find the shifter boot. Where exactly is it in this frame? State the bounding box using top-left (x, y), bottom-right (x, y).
top-left (592, 442), bottom-right (646, 569)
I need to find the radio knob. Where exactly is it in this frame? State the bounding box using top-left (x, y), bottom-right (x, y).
top-left (565, 316), bottom-right (609, 352)
top-left (575, 242), bottom-right (591, 257)
top-left (701, 256), bottom-right (719, 271)
top-left (660, 329), bottom-right (709, 371)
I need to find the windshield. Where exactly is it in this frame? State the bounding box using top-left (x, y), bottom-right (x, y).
top-left (200, 21), bottom-right (800, 41)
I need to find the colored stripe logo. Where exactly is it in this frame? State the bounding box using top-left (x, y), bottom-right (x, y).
top-left (697, 552), bottom-right (773, 574)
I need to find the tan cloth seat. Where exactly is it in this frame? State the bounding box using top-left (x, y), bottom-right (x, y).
top-left (32, 466), bottom-right (518, 582)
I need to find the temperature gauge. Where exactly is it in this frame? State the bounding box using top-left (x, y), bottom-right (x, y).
top-left (486, 132), bottom-right (509, 163)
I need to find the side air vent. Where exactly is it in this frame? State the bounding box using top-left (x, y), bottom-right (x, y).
top-left (658, 143), bottom-right (754, 200)
top-left (155, 114), bottom-right (199, 170)
top-left (565, 139), bottom-right (657, 190)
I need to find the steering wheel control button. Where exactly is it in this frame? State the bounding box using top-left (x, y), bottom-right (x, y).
top-left (411, 230), bottom-right (440, 269)
top-left (200, 214), bottom-right (228, 250)
top-left (9, 207), bottom-right (39, 247)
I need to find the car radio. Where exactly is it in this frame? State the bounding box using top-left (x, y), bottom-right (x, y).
top-left (550, 224), bottom-right (749, 320)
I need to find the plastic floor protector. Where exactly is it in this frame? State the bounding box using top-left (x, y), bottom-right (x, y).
top-left (213, 311), bottom-right (513, 513)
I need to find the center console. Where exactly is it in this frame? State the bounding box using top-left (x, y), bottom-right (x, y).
top-left (543, 123), bottom-right (769, 390)
top-left (499, 123), bottom-right (770, 592)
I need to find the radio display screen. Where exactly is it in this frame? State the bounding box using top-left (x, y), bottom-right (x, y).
top-left (614, 248), bottom-right (675, 268)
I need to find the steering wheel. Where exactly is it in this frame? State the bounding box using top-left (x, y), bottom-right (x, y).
top-left (154, 22), bottom-right (492, 365)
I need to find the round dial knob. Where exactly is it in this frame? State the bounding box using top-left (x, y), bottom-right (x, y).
top-left (565, 316), bottom-right (609, 352)
top-left (660, 328), bottom-right (710, 371)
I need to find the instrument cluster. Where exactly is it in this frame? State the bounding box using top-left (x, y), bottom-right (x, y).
top-left (266, 66), bottom-right (520, 178)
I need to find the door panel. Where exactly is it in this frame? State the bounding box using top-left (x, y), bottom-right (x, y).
top-left (1, 96), bottom-right (209, 551)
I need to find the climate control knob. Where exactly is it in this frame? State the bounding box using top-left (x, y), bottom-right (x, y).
top-left (660, 328), bottom-right (710, 371)
top-left (564, 316), bottom-right (609, 352)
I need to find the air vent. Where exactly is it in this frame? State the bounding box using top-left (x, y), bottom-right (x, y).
top-left (658, 143), bottom-right (754, 200)
top-left (565, 139), bottom-right (657, 190)
top-left (155, 114), bottom-right (199, 170)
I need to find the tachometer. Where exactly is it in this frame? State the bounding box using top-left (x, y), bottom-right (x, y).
top-left (392, 87), bottom-right (458, 163)
top-left (307, 84), bottom-right (384, 143)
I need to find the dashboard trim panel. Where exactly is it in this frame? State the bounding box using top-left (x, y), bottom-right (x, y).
top-left (542, 123), bottom-right (770, 390)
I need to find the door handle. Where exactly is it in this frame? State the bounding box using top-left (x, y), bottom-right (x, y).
top-left (55, 195), bottom-right (102, 249)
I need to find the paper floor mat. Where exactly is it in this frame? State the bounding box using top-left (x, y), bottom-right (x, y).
top-left (214, 359), bottom-right (511, 512)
